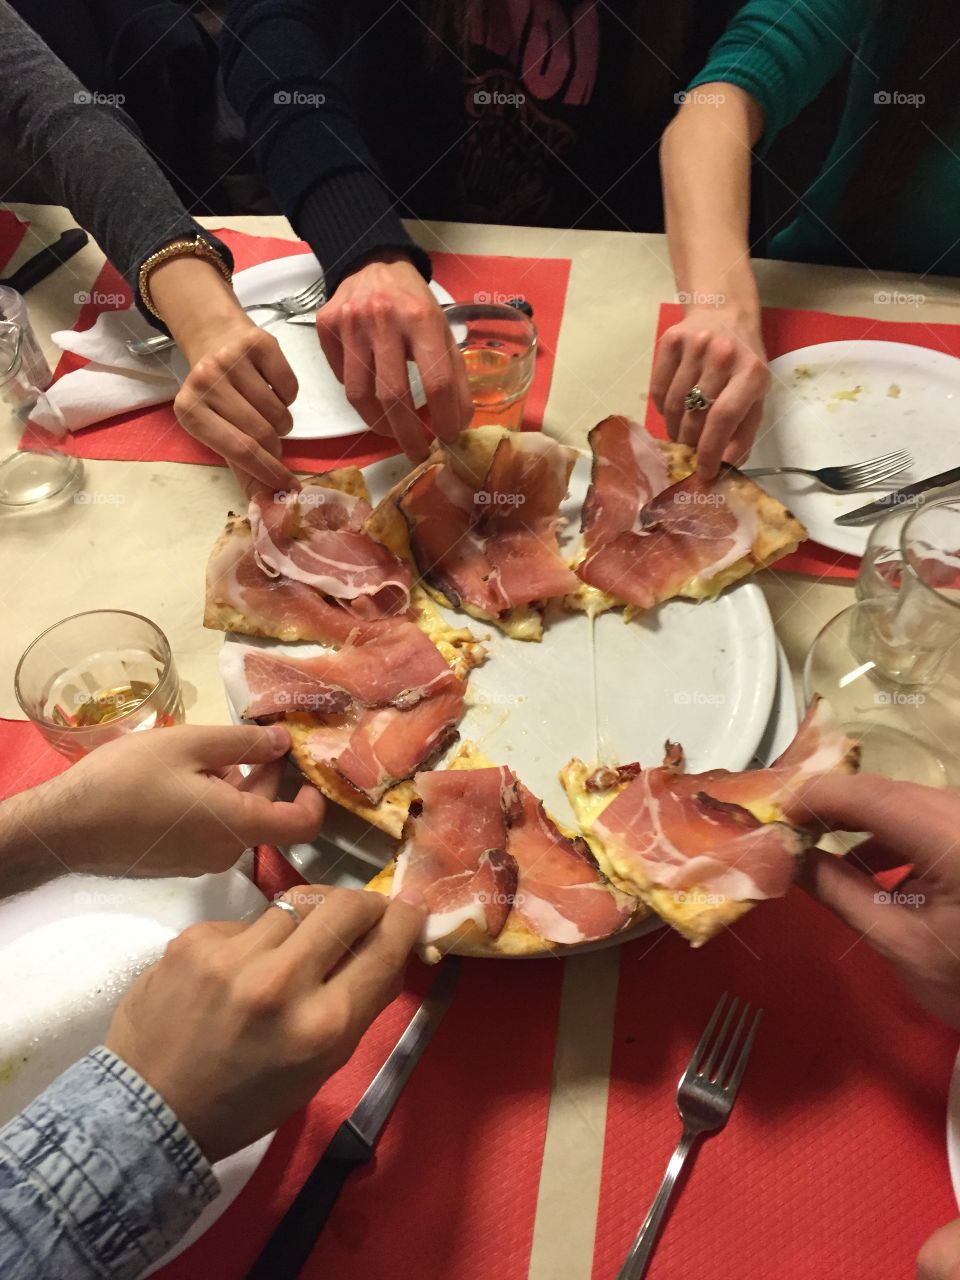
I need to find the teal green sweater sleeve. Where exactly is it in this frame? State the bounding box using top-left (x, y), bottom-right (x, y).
top-left (687, 0), bottom-right (876, 150)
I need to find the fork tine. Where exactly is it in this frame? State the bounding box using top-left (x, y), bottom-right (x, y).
top-left (687, 993), bottom-right (729, 1075)
top-left (714, 1002), bottom-right (751, 1085)
top-left (842, 450), bottom-right (912, 480)
top-left (701, 996), bottom-right (738, 1079)
top-left (723, 1007), bottom-right (763, 1098)
top-left (843, 457), bottom-right (912, 484)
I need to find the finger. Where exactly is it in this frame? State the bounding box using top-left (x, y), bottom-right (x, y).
top-left (324, 893), bottom-right (427, 1026)
top-left (784, 774), bottom-right (957, 873)
top-left (229, 359), bottom-right (294, 437)
top-left (276, 884), bottom-right (388, 977)
top-left (235, 758), bottom-right (285, 799)
top-left (663, 331), bottom-right (709, 439)
top-left (249, 333), bottom-right (299, 407)
top-left (799, 847), bottom-right (908, 948)
top-left (917, 1218), bottom-right (960, 1280)
top-left (341, 324), bottom-right (387, 432)
top-left (721, 401), bottom-right (762, 468)
top-left (164, 722), bottom-right (291, 770)
top-left (650, 329), bottom-right (683, 414)
top-left (372, 327), bottom-right (430, 461)
top-left (180, 405), bottom-right (297, 491)
top-left (412, 316), bottom-right (471, 441)
top-left (230, 883), bottom-right (334, 954)
top-left (207, 781), bottom-right (326, 848)
top-left (679, 341), bottom-right (736, 470)
top-left (316, 308), bottom-right (345, 382)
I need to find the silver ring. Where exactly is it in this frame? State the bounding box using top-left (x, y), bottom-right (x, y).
top-left (683, 384), bottom-right (715, 412)
top-left (265, 898), bottom-right (302, 926)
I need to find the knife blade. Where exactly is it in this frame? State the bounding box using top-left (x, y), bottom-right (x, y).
top-left (245, 956), bottom-right (461, 1280)
top-left (834, 466), bottom-right (960, 526)
top-left (0, 229), bottom-right (89, 295)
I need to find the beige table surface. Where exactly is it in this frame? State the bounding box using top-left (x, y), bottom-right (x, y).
top-left (2, 203), bottom-right (959, 1279)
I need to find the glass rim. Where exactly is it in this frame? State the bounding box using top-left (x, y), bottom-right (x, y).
top-left (14, 608), bottom-right (174, 732)
top-left (443, 300), bottom-right (537, 346)
top-left (899, 494), bottom-right (960, 613)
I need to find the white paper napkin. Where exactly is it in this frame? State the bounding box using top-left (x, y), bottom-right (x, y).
top-left (30, 308), bottom-right (188, 435)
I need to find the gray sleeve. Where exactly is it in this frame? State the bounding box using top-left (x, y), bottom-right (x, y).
top-left (0, 1), bottom-right (232, 317)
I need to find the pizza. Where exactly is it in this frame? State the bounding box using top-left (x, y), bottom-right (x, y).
top-left (203, 420), bottom-right (856, 953)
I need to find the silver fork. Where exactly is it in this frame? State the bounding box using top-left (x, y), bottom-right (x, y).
top-left (125, 277), bottom-right (326, 356)
top-left (616, 993), bottom-right (762, 1280)
top-left (742, 449), bottom-right (912, 493)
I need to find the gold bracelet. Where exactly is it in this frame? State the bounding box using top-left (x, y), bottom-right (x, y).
top-left (137, 235), bottom-right (232, 319)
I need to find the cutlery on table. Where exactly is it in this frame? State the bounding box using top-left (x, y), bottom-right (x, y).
top-left (0, 228), bottom-right (89, 297)
top-left (125, 277), bottom-right (326, 356)
top-left (616, 993), bottom-right (762, 1280)
top-left (742, 449), bottom-right (912, 493)
top-left (834, 464), bottom-right (960, 526)
top-left (244, 956), bottom-right (461, 1280)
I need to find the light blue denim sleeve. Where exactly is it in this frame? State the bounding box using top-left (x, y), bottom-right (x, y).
top-left (0, 1045), bottom-right (218, 1278)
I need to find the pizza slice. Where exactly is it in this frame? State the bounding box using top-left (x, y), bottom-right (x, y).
top-left (368, 426), bottom-right (581, 641)
top-left (568, 415), bottom-right (806, 617)
top-left (366, 743), bottom-right (642, 960)
top-left (560, 697), bottom-right (859, 946)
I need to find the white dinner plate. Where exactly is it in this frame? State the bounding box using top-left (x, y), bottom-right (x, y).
top-left (231, 254), bottom-right (454, 442)
top-left (751, 340), bottom-right (960, 557)
top-left (222, 448), bottom-right (780, 952)
top-left (946, 1045), bottom-right (960, 1207)
top-left (0, 867), bottom-right (274, 1268)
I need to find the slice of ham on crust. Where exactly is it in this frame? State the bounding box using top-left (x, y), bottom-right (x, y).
top-left (250, 488), bottom-right (411, 610)
top-left (220, 620), bottom-right (461, 720)
top-left (580, 416), bottom-right (677, 550)
top-left (291, 685), bottom-right (465, 804)
top-left (391, 767), bottom-right (520, 947)
top-left (397, 431), bottom-right (579, 622)
top-left (508, 781), bottom-right (635, 945)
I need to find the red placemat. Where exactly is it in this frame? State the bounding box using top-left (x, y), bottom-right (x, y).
top-left (647, 303), bottom-right (960, 580)
top-left (592, 889), bottom-right (958, 1280)
top-left (157, 846), bottom-right (565, 1280)
top-left (50, 230), bottom-right (571, 473)
top-left (0, 718), bottom-right (68, 799)
top-left (0, 210), bottom-right (30, 274)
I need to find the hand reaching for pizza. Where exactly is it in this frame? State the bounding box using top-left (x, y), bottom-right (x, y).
top-left (784, 773), bottom-right (960, 1030)
top-left (649, 307), bottom-right (769, 480)
top-left (0, 724), bottom-right (325, 895)
top-left (315, 251), bottom-right (472, 461)
top-left (105, 883), bottom-right (426, 1163)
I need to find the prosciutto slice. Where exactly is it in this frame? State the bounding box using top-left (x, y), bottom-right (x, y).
top-left (250, 488), bottom-right (412, 611)
top-left (508, 781), bottom-right (635, 944)
top-left (593, 765), bottom-right (806, 902)
top-left (392, 767), bottom-right (520, 944)
top-left (299, 686), bottom-right (465, 803)
top-left (577, 467), bottom-right (760, 609)
top-left (399, 433), bottom-right (579, 614)
top-left (580, 416), bottom-right (672, 551)
top-left (220, 621), bottom-right (459, 720)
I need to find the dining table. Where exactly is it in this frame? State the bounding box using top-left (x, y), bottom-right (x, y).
top-left (2, 200), bottom-right (960, 1280)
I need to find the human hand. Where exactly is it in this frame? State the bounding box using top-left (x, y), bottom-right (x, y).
top-left (42, 723), bottom-right (324, 879)
top-left (316, 251), bottom-right (472, 461)
top-left (650, 307), bottom-right (769, 479)
top-left (105, 883), bottom-right (427, 1162)
top-left (784, 773), bottom-right (960, 1030)
top-left (918, 1218), bottom-right (960, 1279)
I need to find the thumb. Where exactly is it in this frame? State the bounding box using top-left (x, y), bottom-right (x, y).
top-left (168, 723), bottom-right (291, 770)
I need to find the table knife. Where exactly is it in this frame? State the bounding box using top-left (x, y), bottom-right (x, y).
top-left (834, 465), bottom-right (960, 526)
top-left (245, 956), bottom-right (461, 1280)
top-left (0, 228), bottom-right (89, 296)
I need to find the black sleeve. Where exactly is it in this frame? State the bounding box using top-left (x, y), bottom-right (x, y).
top-left (0, 0), bottom-right (233, 332)
top-left (222, 0), bottom-right (432, 295)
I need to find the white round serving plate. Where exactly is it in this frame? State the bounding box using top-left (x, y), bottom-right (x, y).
top-left (751, 340), bottom-right (960, 557)
top-left (231, 254), bottom-right (454, 442)
top-left (946, 1046), bottom-right (960, 1207)
top-left (0, 866), bottom-right (274, 1268)
top-left (223, 447), bottom-right (783, 953)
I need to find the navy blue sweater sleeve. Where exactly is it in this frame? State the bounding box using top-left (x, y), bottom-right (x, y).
top-left (221, 0), bottom-right (432, 294)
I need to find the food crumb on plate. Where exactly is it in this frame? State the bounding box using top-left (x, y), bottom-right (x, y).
top-left (887, 383), bottom-right (902, 398)
top-left (833, 385), bottom-right (865, 402)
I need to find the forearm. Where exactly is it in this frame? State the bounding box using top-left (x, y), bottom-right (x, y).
top-left (0, 1047), bottom-right (216, 1279)
top-left (147, 256), bottom-right (250, 362)
top-left (660, 87), bottom-right (763, 325)
top-left (0, 778), bottom-right (73, 898)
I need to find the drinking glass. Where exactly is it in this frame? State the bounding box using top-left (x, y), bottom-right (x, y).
top-left (855, 502), bottom-right (915, 602)
top-left (15, 610), bottom-right (185, 761)
top-left (444, 302), bottom-right (537, 430)
top-left (0, 320), bottom-right (83, 507)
